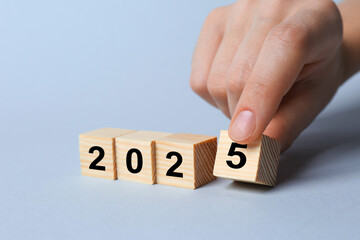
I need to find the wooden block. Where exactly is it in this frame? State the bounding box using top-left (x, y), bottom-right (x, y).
top-left (115, 131), bottom-right (172, 184)
top-left (79, 128), bottom-right (136, 180)
top-left (213, 130), bottom-right (281, 186)
top-left (156, 133), bottom-right (217, 189)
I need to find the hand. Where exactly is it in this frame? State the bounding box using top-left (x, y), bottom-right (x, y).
top-left (190, 0), bottom-right (345, 152)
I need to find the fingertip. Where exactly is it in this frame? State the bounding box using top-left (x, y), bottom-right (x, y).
top-left (228, 110), bottom-right (257, 143)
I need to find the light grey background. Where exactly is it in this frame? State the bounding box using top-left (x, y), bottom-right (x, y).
top-left (0, 0), bottom-right (359, 239)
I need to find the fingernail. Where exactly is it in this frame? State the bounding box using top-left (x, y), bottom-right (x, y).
top-left (229, 110), bottom-right (256, 141)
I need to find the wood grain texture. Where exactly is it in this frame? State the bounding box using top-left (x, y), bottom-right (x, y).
top-left (213, 130), bottom-right (280, 186)
top-left (256, 135), bottom-right (281, 186)
top-left (194, 138), bottom-right (217, 188)
top-left (115, 131), bottom-right (172, 184)
top-left (79, 128), bottom-right (135, 180)
top-left (156, 133), bottom-right (217, 189)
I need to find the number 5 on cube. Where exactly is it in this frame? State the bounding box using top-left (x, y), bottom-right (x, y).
top-left (213, 130), bottom-right (281, 186)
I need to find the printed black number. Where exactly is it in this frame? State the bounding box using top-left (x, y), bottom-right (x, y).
top-left (166, 151), bottom-right (183, 178)
top-left (126, 148), bottom-right (143, 174)
top-left (89, 146), bottom-right (106, 171)
top-left (226, 143), bottom-right (247, 169)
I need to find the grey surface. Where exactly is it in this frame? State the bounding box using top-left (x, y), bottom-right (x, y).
top-left (1, 0), bottom-right (359, 239)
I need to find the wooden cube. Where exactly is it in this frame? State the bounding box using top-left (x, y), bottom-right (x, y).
top-left (156, 133), bottom-right (217, 189)
top-left (115, 131), bottom-right (172, 184)
top-left (79, 128), bottom-right (136, 180)
top-left (213, 130), bottom-right (281, 186)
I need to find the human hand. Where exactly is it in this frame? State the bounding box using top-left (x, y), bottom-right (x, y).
top-left (190, 0), bottom-right (345, 152)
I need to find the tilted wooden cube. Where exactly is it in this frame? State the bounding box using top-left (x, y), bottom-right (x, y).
top-left (79, 128), bottom-right (135, 180)
top-left (115, 131), bottom-right (172, 184)
top-left (213, 130), bottom-right (281, 186)
top-left (156, 133), bottom-right (217, 189)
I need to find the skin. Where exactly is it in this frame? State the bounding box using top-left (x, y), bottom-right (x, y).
top-left (190, 0), bottom-right (360, 152)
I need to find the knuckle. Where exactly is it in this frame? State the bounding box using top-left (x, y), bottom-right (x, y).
top-left (247, 80), bottom-right (271, 99)
top-left (269, 23), bottom-right (309, 48)
top-left (226, 64), bottom-right (252, 93)
top-left (237, 58), bottom-right (254, 78)
top-left (205, 7), bottom-right (226, 25)
top-left (189, 75), bottom-right (207, 95)
top-left (208, 85), bottom-right (227, 99)
top-left (226, 76), bottom-right (242, 93)
top-left (318, 1), bottom-right (343, 35)
top-left (207, 75), bottom-right (227, 98)
top-left (317, 0), bottom-right (337, 12)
